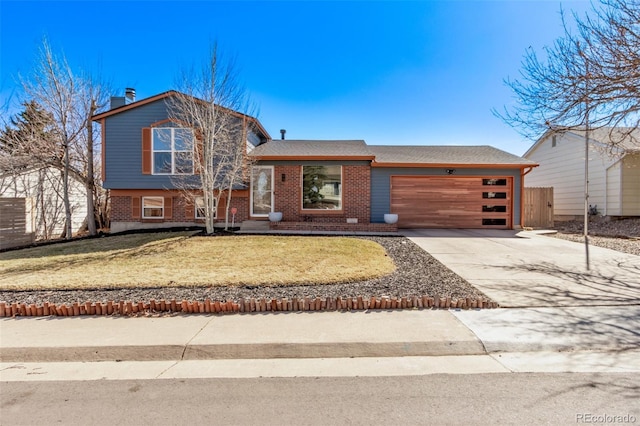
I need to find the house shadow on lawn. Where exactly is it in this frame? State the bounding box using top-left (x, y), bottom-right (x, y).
top-left (0, 229), bottom-right (200, 261)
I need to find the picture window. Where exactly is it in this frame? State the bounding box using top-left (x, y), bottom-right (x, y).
top-left (302, 165), bottom-right (342, 210)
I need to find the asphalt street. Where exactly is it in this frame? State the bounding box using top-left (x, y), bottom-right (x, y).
top-left (2, 373), bottom-right (638, 426)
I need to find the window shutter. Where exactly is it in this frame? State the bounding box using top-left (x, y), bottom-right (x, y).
top-left (142, 128), bottom-right (152, 174)
top-left (164, 196), bottom-right (173, 219)
top-left (132, 197), bottom-right (141, 219)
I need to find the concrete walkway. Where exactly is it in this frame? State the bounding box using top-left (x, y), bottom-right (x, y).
top-left (400, 229), bottom-right (640, 307)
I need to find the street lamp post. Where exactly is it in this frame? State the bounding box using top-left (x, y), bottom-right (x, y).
top-left (579, 44), bottom-right (590, 271)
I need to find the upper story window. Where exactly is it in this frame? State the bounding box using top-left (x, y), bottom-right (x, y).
top-left (152, 128), bottom-right (193, 174)
top-left (302, 165), bottom-right (342, 210)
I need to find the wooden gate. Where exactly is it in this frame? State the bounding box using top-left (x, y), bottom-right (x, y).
top-left (0, 197), bottom-right (35, 249)
top-left (523, 187), bottom-right (554, 228)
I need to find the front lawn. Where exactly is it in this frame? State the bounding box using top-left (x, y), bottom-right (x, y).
top-left (0, 233), bottom-right (396, 291)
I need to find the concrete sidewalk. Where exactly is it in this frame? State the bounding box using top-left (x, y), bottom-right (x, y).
top-left (0, 310), bottom-right (484, 362)
top-left (2, 306), bottom-right (640, 363)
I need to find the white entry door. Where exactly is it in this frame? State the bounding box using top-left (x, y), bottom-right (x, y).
top-left (251, 166), bottom-right (274, 217)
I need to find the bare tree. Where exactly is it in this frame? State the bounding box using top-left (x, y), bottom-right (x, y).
top-left (169, 43), bottom-right (256, 234)
top-left (496, 0), bottom-right (640, 269)
top-left (13, 39), bottom-right (109, 238)
top-left (497, 0), bottom-right (640, 150)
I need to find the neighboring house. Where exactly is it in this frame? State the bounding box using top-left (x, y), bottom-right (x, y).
top-left (523, 128), bottom-right (640, 219)
top-left (0, 166), bottom-right (87, 240)
top-left (96, 90), bottom-right (537, 232)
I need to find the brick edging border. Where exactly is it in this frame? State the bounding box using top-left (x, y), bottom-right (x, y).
top-left (0, 295), bottom-right (498, 317)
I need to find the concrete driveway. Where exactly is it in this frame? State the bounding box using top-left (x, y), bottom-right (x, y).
top-left (400, 229), bottom-right (640, 307)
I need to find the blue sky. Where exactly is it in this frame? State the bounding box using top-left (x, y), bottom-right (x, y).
top-left (1, 1), bottom-right (590, 155)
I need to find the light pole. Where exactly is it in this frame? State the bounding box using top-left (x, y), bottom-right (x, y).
top-left (579, 44), bottom-right (590, 271)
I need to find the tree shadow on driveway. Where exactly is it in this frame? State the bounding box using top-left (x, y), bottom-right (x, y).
top-left (474, 259), bottom-right (640, 308)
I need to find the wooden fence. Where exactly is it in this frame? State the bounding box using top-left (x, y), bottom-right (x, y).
top-left (523, 187), bottom-right (554, 229)
top-left (0, 198), bottom-right (35, 250)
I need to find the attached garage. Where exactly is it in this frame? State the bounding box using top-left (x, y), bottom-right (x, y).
top-left (369, 145), bottom-right (538, 229)
top-left (390, 176), bottom-right (512, 228)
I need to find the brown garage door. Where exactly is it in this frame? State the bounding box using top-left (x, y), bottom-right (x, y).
top-left (390, 176), bottom-right (512, 228)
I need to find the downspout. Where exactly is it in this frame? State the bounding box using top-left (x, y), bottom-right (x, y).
top-left (520, 166), bottom-right (536, 229)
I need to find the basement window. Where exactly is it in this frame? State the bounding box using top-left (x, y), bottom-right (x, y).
top-left (194, 196), bottom-right (216, 219)
top-left (142, 197), bottom-right (164, 219)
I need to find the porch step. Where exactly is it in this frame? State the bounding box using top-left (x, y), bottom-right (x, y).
top-left (239, 220), bottom-right (270, 232)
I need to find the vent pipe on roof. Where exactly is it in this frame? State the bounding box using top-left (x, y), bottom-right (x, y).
top-left (125, 88), bottom-right (136, 104)
top-left (280, 129), bottom-right (286, 140)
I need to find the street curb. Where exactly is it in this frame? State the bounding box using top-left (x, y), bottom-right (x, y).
top-left (0, 340), bottom-right (487, 363)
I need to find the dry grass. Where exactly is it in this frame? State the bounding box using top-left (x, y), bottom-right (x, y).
top-left (0, 232), bottom-right (396, 291)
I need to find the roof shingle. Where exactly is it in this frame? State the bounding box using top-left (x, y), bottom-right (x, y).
top-left (369, 145), bottom-right (537, 166)
top-left (251, 140), bottom-right (535, 166)
top-left (250, 140), bottom-right (373, 158)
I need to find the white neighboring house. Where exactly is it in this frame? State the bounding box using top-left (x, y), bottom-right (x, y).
top-left (0, 166), bottom-right (87, 240)
top-left (523, 128), bottom-right (640, 219)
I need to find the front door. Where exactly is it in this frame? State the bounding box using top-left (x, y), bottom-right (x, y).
top-left (251, 166), bottom-right (274, 217)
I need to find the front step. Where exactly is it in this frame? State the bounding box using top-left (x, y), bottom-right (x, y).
top-left (239, 220), bottom-right (270, 232)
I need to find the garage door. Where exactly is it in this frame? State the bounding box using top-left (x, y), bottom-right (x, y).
top-left (390, 176), bottom-right (512, 228)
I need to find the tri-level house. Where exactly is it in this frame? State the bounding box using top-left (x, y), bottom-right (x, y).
top-left (95, 90), bottom-right (537, 232)
top-left (93, 90), bottom-right (270, 233)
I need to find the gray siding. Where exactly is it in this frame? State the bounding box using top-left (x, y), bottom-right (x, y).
top-left (103, 99), bottom-right (262, 190)
top-left (371, 167), bottom-right (524, 225)
top-left (103, 99), bottom-right (179, 189)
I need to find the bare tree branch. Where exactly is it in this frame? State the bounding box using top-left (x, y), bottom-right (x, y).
top-left (169, 43), bottom-right (257, 234)
top-left (496, 0), bottom-right (640, 151)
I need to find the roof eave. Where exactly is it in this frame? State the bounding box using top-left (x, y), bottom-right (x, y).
top-left (92, 90), bottom-right (271, 139)
top-left (253, 155), bottom-right (376, 161)
top-left (371, 162), bottom-right (538, 168)
top-left (92, 91), bottom-right (176, 121)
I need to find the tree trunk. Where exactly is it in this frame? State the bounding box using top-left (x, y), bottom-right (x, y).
top-left (62, 144), bottom-right (72, 239)
top-left (86, 100), bottom-right (97, 236)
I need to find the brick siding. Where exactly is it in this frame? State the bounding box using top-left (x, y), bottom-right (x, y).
top-left (273, 164), bottom-right (371, 224)
top-left (110, 192), bottom-right (249, 225)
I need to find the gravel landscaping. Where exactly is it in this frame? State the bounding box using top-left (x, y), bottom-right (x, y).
top-left (550, 218), bottom-right (640, 256)
top-left (0, 236), bottom-right (489, 306)
top-left (3, 218), bottom-right (636, 309)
